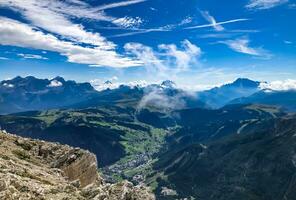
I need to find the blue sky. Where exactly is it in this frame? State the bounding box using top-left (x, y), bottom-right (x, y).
top-left (0, 0), bottom-right (295, 90)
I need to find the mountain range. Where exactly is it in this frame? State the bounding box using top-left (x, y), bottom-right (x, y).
top-left (0, 76), bottom-right (98, 114)
top-left (197, 78), bottom-right (262, 108)
top-left (230, 89), bottom-right (296, 111)
top-left (1, 76), bottom-right (296, 199)
top-left (2, 76), bottom-right (296, 115)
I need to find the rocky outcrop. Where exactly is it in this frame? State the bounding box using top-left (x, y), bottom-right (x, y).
top-left (0, 130), bottom-right (155, 200)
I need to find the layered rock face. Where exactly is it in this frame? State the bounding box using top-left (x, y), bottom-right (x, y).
top-left (0, 130), bottom-right (155, 200)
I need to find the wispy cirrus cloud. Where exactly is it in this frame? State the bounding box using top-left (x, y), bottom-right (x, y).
top-left (96, 0), bottom-right (147, 10)
top-left (246, 0), bottom-right (289, 10)
top-left (108, 27), bottom-right (170, 38)
top-left (200, 11), bottom-right (224, 31)
top-left (219, 37), bottom-right (271, 58)
top-left (17, 53), bottom-right (48, 60)
top-left (110, 11), bottom-right (248, 38)
top-left (108, 16), bottom-right (194, 38)
top-left (197, 30), bottom-right (260, 39)
top-left (185, 11), bottom-right (249, 31)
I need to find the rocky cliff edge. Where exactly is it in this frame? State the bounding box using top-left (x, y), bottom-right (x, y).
top-left (0, 130), bottom-right (155, 200)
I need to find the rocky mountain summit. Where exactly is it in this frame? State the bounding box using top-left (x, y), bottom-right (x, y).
top-left (0, 130), bottom-right (155, 200)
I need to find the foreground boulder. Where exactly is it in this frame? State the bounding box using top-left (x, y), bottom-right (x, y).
top-left (0, 130), bottom-right (155, 200)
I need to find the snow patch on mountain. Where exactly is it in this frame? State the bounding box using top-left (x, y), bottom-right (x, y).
top-left (2, 83), bottom-right (14, 88)
top-left (48, 80), bottom-right (63, 87)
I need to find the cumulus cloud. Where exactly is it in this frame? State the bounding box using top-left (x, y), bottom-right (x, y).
top-left (124, 42), bottom-right (167, 76)
top-left (158, 40), bottom-right (202, 71)
top-left (220, 37), bottom-right (271, 58)
top-left (17, 53), bottom-right (48, 60)
top-left (260, 79), bottom-right (296, 91)
top-left (124, 40), bottom-right (202, 78)
top-left (246, 0), bottom-right (289, 10)
top-left (0, 17), bottom-right (141, 67)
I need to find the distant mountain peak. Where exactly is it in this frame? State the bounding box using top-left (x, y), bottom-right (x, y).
top-left (51, 76), bottom-right (65, 83)
top-left (12, 76), bottom-right (22, 81)
top-left (231, 78), bottom-right (260, 88)
top-left (25, 76), bottom-right (37, 80)
top-left (161, 80), bottom-right (176, 88)
top-left (104, 80), bottom-right (112, 85)
top-left (9, 76), bottom-right (30, 83)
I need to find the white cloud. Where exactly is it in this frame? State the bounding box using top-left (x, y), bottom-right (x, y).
top-left (284, 40), bottom-right (293, 44)
top-left (201, 11), bottom-right (224, 31)
top-left (185, 11), bottom-right (249, 30)
top-left (110, 76), bottom-right (119, 81)
top-left (158, 40), bottom-right (202, 71)
top-left (17, 53), bottom-right (48, 60)
top-left (137, 85), bottom-right (195, 111)
top-left (124, 42), bottom-right (167, 76)
top-left (108, 16), bottom-right (194, 38)
top-left (0, 0), bottom-right (114, 48)
top-left (179, 17), bottom-right (193, 26)
top-left (48, 80), bottom-right (63, 87)
top-left (0, 17), bottom-right (142, 67)
top-left (125, 40), bottom-right (201, 77)
top-left (96, 0), bottom-right (147, 10)
top-left (0, 57), bottom-right (9, 60)
top-left (0, 0), bottom-right (146, 67)
top-left (260, 79), bottom-right (296, 91)
top-left (220, 38), bottom-right (271, 58)
top-left (246, 0), bottom-right (289, 10)
top-left (113, 16), bottom-right (143, 28)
